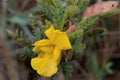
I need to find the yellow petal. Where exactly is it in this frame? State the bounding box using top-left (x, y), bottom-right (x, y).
top-left (33, 39), bottom-right (51, 52)
top-left (38, 53), bottom-right (45, 58)
top-left (31, 57), bottom-right (44, 70)
top-left (53, 30), bottom-right (72, 50)
top-left (33, 39), bottom-right (51, 46)
top-left (33, 45), bottom-right (54, 53)
top-left (31, 53), bottom-right (50, 70)
top-left (44, 25), bottom-right (72, 50)
top-left (32, 45), bottom-right (41, 52)
top-left (53, 46), bottom-right (62, 65)
top-left (45, 26), bottom-right (55, 39)
top-left (31, 53), bottom-right (58, 77)
top-left (38, 52), bottom-right (52, 58)
top-left (37, 59), bottom-right (58, 77)
top-left (40, 46), bottom-right (54, 53)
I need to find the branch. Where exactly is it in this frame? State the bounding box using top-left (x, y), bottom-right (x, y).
top-left (66, 21), bottom-right (78, 34)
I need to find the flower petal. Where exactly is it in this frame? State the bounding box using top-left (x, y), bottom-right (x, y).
top-left (33, 39), bottom-right (51, 52)
top-left (53, 46), bottom-right (62, 65)
top-left (44, 26), bottom-right (72, 50)
top-left (31, 53), bottom-right (58, 77)
top-left (45, 26), bottom-right (55, 39)
top-left (39, 46), bottom-right (54, 53)
top-left (37, 59), bottom-right (58, 77)
top-left (33, 45), bottom-right (54, 53)
top-left (33, 39), bottom-right (51, 46)
top-left (53, 30), bottom-right (72, 50)
top-left (32, 45), bottom-right (41, 52)
top-left (31, 56), bottom-right (45, 70)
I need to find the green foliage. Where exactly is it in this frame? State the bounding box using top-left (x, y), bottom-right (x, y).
top-left (9, 16), bottom-right (28, 25)
top-left (36, 5), bottom-right (53, 21)
top-left (91, 54), bottom-right (113, 79)
top-left (69, 29), bottom-right (84, 40)
top-left (97, 8), bottom-right (120, 18)
top-left (7, 30), bottom-right (31, 46)
top-left (34, 29), bottom-right (42, 41)
top-left (92, 54), bottom-right (100, 73)
top-left (0, 14), bottom-right (2, 25)
top-left (63, 5), bottom-right (78, 20)
top-left (20, 47), bottom-right (36, 57)
top-left (104, 62), bottom-right (113, 74)
top-left (44, 0), bottom-right (54, 5)
top-left (62, 5), bottom-right (78, 28)
top-left (77, 0), bottom-right (89, 13)
top-left (92, 28), bottom-right (107, 36)
top-left (71, 0), bottom-right (89, 24)
top-left (72, 54), bottom-right (81, 60)
top-left (60, 62), bottom-right (73, 78)
top-left (36, 0), bottom-right (64, 29)
top-left (72, 36), bottom-right (85, 53)
top-left (66, 0), bottom-right (78, 5)
top-left (36, 0), bottom-right (90, 30)
top-left (72, 43), bottom-right (86, 53)
top-left (79, 8), bottom-right (120, 30)
top-left (80, 16), bottom-right (99, 29)
top-left (85, 28), bottom-right (108, 37)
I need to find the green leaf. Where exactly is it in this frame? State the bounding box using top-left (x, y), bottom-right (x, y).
top-left (77, 0), bottom-right (89, 13)
top-left (97, 8), bottom-right (120, 18)
top-left (80, 9), bottom-right (120, 30)
top-left (20, 47), bottom-right (36, 57)
top-left (98, 69), bottom-right (106, 78)
top-left (9, 16), bottom-right (28, 25)
top-left (34, 29), bottom-right (42, 41)
top-left (80, 16), bottom-right (99, 29)
top-left (45, 0), bottom-right (54, 5)
top-left (91, 54), bottom-right (99, 73)
top-left (52, 0), bottom-right (62, 8)
top-left (68, 29), bottom-right (84, 40)
top-left (0, 14), bottom-right (2, 25)
top-left (93, 28), bottom-right (107, 36)
top-left (64, 72), bottom-right (72, 78)
top-left (45, 20), bottom-right (53, 27)
top-left (36, 0), bottom-right (54, 21)
top-left (75, 37), bottom-right (83, 43)
top-left (85, 28), bottom-right (108, 37)
top-left (60, 62), bottom-right (73, 78)
top-left (72, 43), bottom-right (86, 53)
top-left (72, 54), bottom-right (80, 59)
top-left (64, 64), bottom-right (73, 72)
top-left (37, 5), bottom-right (53, 21)
top-left (66, 0), bottom-right (78, 5)
top-left (63, 5), bottom-right (78, 20)
top-left (104, 62), bottom-right (113, 74)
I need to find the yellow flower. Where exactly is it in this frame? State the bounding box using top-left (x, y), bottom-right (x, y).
top-left (31, 26), bottom-right (72, 77)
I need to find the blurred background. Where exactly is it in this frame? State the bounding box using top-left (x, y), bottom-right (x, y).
top-left (0, 0), bottom-right (120, 80)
